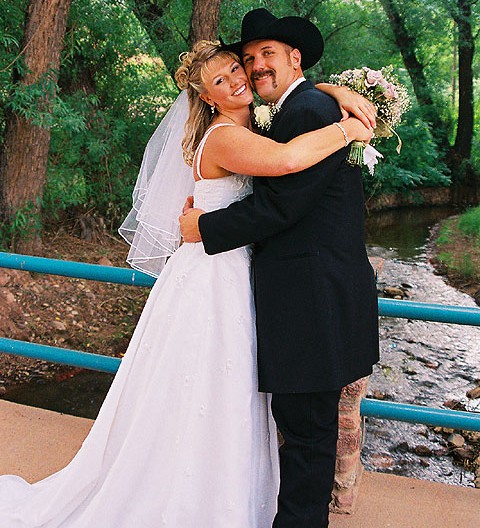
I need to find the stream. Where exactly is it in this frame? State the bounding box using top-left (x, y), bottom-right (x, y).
top-left (2, 206), bottom-right (479, 486)
top-left (364, 206), bottom-right (479, 487)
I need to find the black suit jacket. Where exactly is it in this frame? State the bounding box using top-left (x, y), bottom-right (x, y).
top-left (199, 80), bottom-right (379, 393)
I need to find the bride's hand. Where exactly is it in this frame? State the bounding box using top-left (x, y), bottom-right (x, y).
top-left (182, 196), bottom-right (194, 214)
top-left (179, 207), bottom-right (205, 243)
top-left (337, 87), bottom-right (376, 129)
top-left (316, 83), bottom-right (376, 129)
top-left (342, 117), bottom-right (374, 144)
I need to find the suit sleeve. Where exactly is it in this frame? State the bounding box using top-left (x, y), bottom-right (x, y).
top-left (199, 93), bottom-right (347, 255)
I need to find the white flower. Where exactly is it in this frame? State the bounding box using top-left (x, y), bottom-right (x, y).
top-left (253, 104), bottom-right (280, 130)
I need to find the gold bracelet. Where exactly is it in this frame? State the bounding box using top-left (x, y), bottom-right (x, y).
top-left (334, 122), bottom-right (349, 147)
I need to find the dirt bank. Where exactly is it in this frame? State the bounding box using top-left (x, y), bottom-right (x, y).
top-left (0, 231), bottom-right (148, 392)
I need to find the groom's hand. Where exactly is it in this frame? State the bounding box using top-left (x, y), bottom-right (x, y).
top-left (179, 208), bottom-right (205, 242)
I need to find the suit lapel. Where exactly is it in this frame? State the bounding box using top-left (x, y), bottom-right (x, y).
top-left (267, 80), bottom-right (314, 138)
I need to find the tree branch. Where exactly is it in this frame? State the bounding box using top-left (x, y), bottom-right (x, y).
top-left (324, 20), bottom-right (361, 42)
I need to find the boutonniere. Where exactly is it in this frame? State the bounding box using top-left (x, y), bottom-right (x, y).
top-left (253, 103), bottom-right (280, 131)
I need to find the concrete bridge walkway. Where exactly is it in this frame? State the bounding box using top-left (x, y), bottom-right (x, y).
top-left (0, 400), bottom-right (478, 527)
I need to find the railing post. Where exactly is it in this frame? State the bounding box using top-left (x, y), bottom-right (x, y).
top-left (331, 376), bottom-right (370, 514)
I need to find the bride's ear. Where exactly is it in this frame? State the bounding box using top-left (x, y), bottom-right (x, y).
top-left (200, 93), bottom-right (213, 106)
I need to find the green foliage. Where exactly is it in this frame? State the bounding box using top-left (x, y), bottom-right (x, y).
top-left (435, 207), bottom-right (480, 280)
top-left (222, 0), bottom-right (452, 197)
top-left (1, 0), bottom-right (479, 235)
top-left (364, 108), bottom-right (450, 196)
top-left (0, 0), bottom-right (26, 139)
top-left (458, 206), bottom-right (480, 241)
top-left (0, 200), bottom-right (42, 251)
top-left (4, 70), bottom-right (87, 131)
top-left (435, 219), bottom-right (455, 245)
top-left (44, 0), bottom-right (178, 228)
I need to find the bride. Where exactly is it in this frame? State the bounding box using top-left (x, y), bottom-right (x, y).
top-left (0, 40), bottom-right (373, 527)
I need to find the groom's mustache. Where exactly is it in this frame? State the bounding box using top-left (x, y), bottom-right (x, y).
top-left (250, 69), bottom-right (276, 83)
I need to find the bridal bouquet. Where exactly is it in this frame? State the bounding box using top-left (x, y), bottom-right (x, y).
top-left (329, 66), bottom-right (411, 173)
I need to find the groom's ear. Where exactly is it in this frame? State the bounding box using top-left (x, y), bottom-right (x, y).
top-left (291, 48), bottom-right (302, 70)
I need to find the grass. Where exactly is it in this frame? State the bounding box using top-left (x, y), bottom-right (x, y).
top-left (458, 206), bottom-right (480, 241)
top-left (435, 206), bottom-right (480, 281)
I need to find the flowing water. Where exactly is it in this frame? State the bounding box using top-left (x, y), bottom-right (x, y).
top-left (364, 206), bottom-right (479, 487)
top-left (2, 206), bottom-right (479, 486)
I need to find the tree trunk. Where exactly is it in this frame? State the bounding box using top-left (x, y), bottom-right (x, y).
top-left (378, 0), bottom-right (450, 153)
top-left (450, 0), bottom-right (474, 165)
top-left (447, 0), bottom-right (478, 201)
top-left (0, 0), bottom-right (71, 255)
top-left (189, 0), bottom-right (221, 45)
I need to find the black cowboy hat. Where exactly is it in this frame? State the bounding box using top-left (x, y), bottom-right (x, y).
top-left (224, 8), bottom-right (324, 70)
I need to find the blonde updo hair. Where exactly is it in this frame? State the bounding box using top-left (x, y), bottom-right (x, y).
top-left (175, 40), bottom-right (241, 166)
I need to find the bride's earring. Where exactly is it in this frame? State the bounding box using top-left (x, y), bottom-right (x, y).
top-left (210, 105), bottom-right (215, 114)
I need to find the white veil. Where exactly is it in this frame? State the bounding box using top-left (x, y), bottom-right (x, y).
top-left (118, 90), bottom-right (194, 277)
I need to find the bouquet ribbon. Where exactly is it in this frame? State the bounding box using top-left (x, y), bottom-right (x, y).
top-left (363, 144), bottom-right (384, 176)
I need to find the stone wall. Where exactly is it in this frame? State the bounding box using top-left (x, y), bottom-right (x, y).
top-left (331, 377), bottom-right (370, 514)
top-left (366, 187), bottom-right (452, 212)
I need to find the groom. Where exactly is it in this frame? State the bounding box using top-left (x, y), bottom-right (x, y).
top-left (180, 8), bottom-right (379, 527)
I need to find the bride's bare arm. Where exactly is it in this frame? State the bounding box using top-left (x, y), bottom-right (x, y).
top-left (201, 117), bottom-right (372, 178)
top-left (316, 83), bottom-right (376, 128)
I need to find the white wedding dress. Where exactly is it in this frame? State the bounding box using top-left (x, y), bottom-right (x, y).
top-left (0, 168), bottom-right (280, 526)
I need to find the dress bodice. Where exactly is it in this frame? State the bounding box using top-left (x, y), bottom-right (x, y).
top-left (193, 122), bottom-right (252, 212)
top-left (193, 174), bottom-right (252, 212)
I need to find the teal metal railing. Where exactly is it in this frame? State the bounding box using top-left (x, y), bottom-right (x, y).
top-left (1, 251), bottom-right (479, 432)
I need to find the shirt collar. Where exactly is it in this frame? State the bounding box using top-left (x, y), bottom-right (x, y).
top-left (276, 77), bottom-right (306, 108)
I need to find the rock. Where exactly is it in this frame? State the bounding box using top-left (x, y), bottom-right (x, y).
top-left (97, 257), bottom-right (113, 267)
top-left (0, 271), bottom-right (10, 287)
top-left (452, 447), bottom-right (475, 462)
top-left (1, 290), bottom-right (16, 304)
top-left (383, 286), bottom-right (406, 298)
top-left (370, 453), bottom-right (395, 468)
top-left (439, 427), bottom-right (455, 434)
top-left (424, 360), bottom-right (440, 369)
top-left (371, 390), bottom-right (391, 400)
top-left (464, 431), bottom-right (480, 444)
top-left (447, 433), bottom-right (465, 448)
top-left (52, 321), bottom-right (67, 332)
top-left (433, 447), bottom-right (449, 456)
top-left (443, 399), bottom-right (466, 411)
top-left (474, 289), bottom-right (480, 307)
top-left (395, 441), bottom-right (410, 453)
top-left (414, 445), bottom-right (433, 456)
top-left (466, 386), bottom-right (480, 400)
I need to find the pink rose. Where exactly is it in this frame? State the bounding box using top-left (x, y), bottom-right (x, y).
top-left (384, 82), bottom-right (398, 100)
top-left (365, 69), bottom-right (383, 87)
